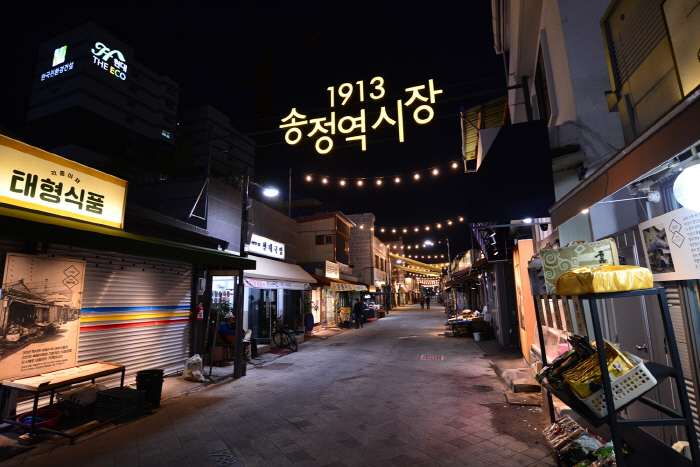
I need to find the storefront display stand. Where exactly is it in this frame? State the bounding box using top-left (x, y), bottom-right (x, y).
top-left (533, 288), bottom-right (700, 467)
top-left (0, 361), bottom-right (125, 445)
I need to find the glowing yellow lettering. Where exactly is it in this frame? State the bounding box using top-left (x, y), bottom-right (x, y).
top-left (370, 77), bottom-right (385, 100)
top-left (413, 105), bottom-right (434, 124)
top-left (339, 83), bottom-right (353, 106)
top-left (355, 80), bottom-right (364, 102)
top-left (316, 136), bottom-right (333, 154)
top-left (346, 135), bottom-right (366, 151)
top-left (327, 86), bottom-right (335, 107)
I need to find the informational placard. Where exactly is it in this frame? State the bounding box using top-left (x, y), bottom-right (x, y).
top-left (0, 253), bottom-right (85, 381)
top-left (639, 207), bottom-right (700, 280)
top-left (325, 260), bottom-right (340, 279)
top-left (0, 135), bottom-right (128, 229)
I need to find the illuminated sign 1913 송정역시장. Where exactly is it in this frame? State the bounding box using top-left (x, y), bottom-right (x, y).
top-left (280, 77), bottom-right (443, 154)
top-left (91, 41), bottom-right (128, 80)
top-left (0, 135), bottom-right (128, 229)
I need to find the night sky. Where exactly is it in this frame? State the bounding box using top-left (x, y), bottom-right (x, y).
top-left (1, 1), bottom-right (523, 260)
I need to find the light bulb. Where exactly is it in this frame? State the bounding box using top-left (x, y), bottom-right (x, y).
top-left (673, 157), bottom-right (700, 211)
top-left (432, 169), bottom-right (438, 175)
top-left (340, 180), bottom-right (346, 186)
top-left (358, 180), bottom-right (363, 186)
top-left (306, 175), bottom-right (312, 181)
top-left (377, 179), bottom-right (382, 185)
top-left (395, 177), bottom-right (401, 183)
top-left (414, 174), bottom-right (420, 180)
top-left (322, 178), bottom-right (328, 184)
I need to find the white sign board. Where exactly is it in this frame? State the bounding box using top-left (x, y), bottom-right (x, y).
top-left (639, 206), bottom-right (700, 281)
top-left (248, 234), bottom-right (285, 259)
top-left (1, 253), bottom-right (85, 380)
top-left (0, 135), bottom-right (128, 229)
top-left (325, 261), bottom-right (340, 279)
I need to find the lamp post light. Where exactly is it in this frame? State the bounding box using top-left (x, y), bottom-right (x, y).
top-left (233, 167), bottom-right (278, 379)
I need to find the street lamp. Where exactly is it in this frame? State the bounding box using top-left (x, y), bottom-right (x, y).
top-left (233, 167), bottom-right (278, 379)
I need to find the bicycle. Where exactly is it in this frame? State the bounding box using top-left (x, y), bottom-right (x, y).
top-left (272, 324), bottom-right (298, 352)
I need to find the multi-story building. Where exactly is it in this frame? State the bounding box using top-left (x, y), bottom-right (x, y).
top-left (492, 0), bottom-right (700, 453)
top-left (177, 105), bottom-right (256, 178)
top-left (26, 22), bottom-right (179, 179)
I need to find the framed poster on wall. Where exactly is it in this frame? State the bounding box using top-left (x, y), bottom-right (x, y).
top-left (0, 253), bottom-right (85, 380)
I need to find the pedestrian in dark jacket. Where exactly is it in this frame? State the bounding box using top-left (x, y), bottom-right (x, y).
top-left (419, 295), bottom-right (425, 309)
top-left (426, 295), bottom-right (431, 309)
top-left (352, 299), bottom-right (364, 328)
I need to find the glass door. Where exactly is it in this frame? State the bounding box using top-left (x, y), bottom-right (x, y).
top-left (247, 289), bottom-right (276, 341)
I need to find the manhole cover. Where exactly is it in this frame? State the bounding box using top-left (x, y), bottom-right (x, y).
top-left (261, 363), bottom-right (294, 370)
top-left (419, 355), bottom-right (444, 361)
top-left (471, 385), bottom-right (494, 392)
top-left (326, 343), bottom-right (347, 346)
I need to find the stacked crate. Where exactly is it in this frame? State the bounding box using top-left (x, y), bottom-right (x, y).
top-left (95, 387), bottom-right (146, 421)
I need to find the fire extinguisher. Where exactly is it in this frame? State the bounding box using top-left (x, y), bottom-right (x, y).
top-left (196, 303), bottom-right (204, 321)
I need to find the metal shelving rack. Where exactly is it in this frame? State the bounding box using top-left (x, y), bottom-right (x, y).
top-left (533, 288), bottom-right (700, 467)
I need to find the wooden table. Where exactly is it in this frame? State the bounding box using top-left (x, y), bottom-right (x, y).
top-left (1, 361), bottom-right (125, 443)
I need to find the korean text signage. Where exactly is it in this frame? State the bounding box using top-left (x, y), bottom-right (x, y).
top-left (92, 41), bottom-right (128, 80)
top-left (244, 279), bottom-right (309, 290)
top-left (639, 206), bottom-right (700, 280)
top-left (248, 234), bottom-right (285, 259)
top-left (281, 77), bottom-right (443, 154)
top-left (0, 135), bottom-right (128, 229)
top-left (325, 261), bottom-right (340, 279)
top-left (40, 45), bottom-right (75, 82)
top-left (0, 253), bottom-right (85, 380)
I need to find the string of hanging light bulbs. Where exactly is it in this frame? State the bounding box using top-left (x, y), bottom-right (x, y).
top-left (357, 215), bottom-right (466, 235)
top-left (305, 160), bottom-right (461, 186)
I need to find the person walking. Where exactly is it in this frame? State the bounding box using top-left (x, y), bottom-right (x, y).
top-left (352, 298), bottom-right (364, 328)
top-left (419, 295), bottom-right (425, 309)
top-left (426, 295), bottom-right (431, 309)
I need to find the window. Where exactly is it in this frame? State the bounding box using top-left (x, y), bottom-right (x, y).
top-left (162, 130), bottom-right (171, 139)
top-left (316, 235), bottom-right (333, 245)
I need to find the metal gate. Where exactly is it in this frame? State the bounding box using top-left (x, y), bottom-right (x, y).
top-left (49, 245), bottom-right (193, 377)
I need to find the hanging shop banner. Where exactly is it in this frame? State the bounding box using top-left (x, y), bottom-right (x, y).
top-left (638, 206), bottom-right (700, 281)
top-left (0, 253), bottom-right (85, 380)
top-left (0, 135), bottom-right (128, 229)
top-left (244, 278), bottom-right (310, 290)
top-left (330, 282), bottom-right (368, 292)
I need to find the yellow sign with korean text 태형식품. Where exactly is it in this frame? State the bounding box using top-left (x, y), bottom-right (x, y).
top-left (0, 135), bottom-right (128, 229)
top-left (280, 77), bottom-right (442, 154)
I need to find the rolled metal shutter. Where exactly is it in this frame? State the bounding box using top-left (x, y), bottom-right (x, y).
top-left (50, 245), bottom-right (193, 377)
top-left (664, 283), bottom-right (700, 444)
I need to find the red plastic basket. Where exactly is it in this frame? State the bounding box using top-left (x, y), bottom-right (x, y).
top-left (16, 408), bottom-right (62, 432)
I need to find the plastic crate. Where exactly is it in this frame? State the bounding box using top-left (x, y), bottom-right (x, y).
top-left (578, 352), bottom-right (657, 417)
top-left (94, 387), bottom-right (145, 421)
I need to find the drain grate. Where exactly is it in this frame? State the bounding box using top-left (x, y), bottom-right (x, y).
top-left (261, 363), bottom-right (294, 370)
top-left (419, 355), bottom-right (444, 361)
top-left (471, 385), bottom-right (494, 392)
top-left (335, 373), bottom-right (381, 383)
top-left (326, 343), bottom-right (347, 346)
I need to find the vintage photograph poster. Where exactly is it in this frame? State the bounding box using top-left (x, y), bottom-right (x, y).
top-left (639, 206), bottom-right (700, 281)
top-left (0, 253), bottom-right (85, 380)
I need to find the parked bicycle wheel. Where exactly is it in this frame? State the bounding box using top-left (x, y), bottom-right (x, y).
top-left (272, 330), bottom-right (290, 348)
top-left (288, 333), bottom-right (298, 352)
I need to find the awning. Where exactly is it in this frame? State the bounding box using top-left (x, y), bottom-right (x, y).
top-left (0, 206), bottom-right (256, 270)
top-left (305, 273), bottom-right (367, 291)
top-left (212, 255), bottom-right (314, 289)
top-left (550, 89), bottom-right (700, 227)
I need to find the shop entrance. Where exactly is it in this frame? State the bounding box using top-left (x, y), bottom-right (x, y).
top-left (247, 289), bottom-right (277, 341)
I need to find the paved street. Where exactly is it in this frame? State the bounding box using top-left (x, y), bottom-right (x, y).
top-left (5, 304), bottom-right (554, 467)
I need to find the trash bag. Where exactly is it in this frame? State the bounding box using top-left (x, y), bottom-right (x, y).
top-left (183, 354), bottom-right (204, 382)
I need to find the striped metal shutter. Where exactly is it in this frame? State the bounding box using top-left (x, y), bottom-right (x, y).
top-left (664, 283), bottom-right (700, 444)
top-left (49, 245), bottom-right (193, 378)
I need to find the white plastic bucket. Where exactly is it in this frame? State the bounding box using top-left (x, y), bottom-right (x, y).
top-left (473, 332), bottom-right (482, 341)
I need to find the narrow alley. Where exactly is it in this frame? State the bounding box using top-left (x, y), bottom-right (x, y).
top-left (4, 304), bottom-right (553, 467)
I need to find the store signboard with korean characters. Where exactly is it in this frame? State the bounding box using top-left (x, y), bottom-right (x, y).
top-left (248, 234), bottom-right (285, 259)
top-left (0, 253), bottom-right (86, 380)
top-left (325, 261), bottom-right (340, 279)
top-left (0, 135), bottom-right (127, 228)
top-left (639, 206), bottom-right (700, 280)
